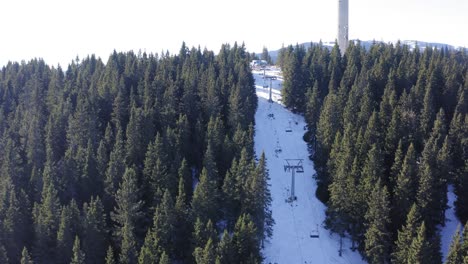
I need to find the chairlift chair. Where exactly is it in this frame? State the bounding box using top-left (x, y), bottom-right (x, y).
top-left (275, 141), bottom-right (282, 154)
top-left (285, 119), bottom-right (293, 132)
top-left (310, 231), bottom-right (319, 238)
top-left (310, 224), bottom-right (319, 238)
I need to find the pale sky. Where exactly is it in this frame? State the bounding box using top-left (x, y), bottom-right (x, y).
top-left (1, 0), bottom-right (467, 67)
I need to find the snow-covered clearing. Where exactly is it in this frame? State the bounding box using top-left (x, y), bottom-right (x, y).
top-left (253, 68), bottom-right (365, 264)
top-left (439, 185), bottom-right (462, 262)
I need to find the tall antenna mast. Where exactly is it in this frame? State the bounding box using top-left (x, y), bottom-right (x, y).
top-left (338, 0), bottom-right (349, 54)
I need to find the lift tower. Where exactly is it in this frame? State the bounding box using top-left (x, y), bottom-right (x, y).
top-left (284, 159), bottom-right (304, 203)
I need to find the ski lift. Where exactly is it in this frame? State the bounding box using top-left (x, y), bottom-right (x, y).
top-left (275, 140), bottom-right (282, 154)
top-left (295, 159), bottom-right (304, 173)
top-left (310, 225), bottom-right (319, 238)
top-left (285, 120), bottom-right (292, 132)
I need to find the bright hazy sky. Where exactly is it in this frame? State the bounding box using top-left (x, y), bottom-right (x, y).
top-left (1, 0), bottom-right (467, 67)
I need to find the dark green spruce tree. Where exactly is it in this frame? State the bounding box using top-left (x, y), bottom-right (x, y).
top-left (364, 180), bottom-right (391, 264)
top-left (111, 167), bottom-right (143, 264)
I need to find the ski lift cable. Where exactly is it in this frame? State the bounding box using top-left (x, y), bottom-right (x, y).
top-left (290, 200), bottom-right (306, 264)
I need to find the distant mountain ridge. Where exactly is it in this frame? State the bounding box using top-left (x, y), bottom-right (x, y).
top-left (265, 40), bottom-right (468, 62)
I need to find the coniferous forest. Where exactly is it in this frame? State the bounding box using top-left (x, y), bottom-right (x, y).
top-left (0, 43), bottom-right (274, 264)
top-left (280, 41), bottom-right (468, 263)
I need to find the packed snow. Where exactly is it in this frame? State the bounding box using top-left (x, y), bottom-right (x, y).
top-left (439, 185), bottom-right (463, 262)
top-left (253, 68), bottom-right (365, 264)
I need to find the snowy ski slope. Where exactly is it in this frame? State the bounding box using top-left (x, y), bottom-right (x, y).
top-left (253, 69), bottom-right (365, 264)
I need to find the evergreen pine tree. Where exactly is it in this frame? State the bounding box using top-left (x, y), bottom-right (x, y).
top-left (242, 152), bottom-right (273, 241)
top-left (105, 246), bottom-right (116, 264)
top-left (20, 247), bottom-right (33, 264)
top-left (364, 180), bottom-right (391, 264)
top-left (393, 143), bottom-right (418, 228)
top-left (281, 45), bottom-right (306, 111)
top-left (407, 222), bottom-right (432, 264)
top-left (420, 69), bottom-right (438, 138)
top-left (178, 158), bottom-right (193, 200)
top-left (138, 228), bottom-right (160, 264)
top-left (316, 90), bottom-right (342, 178)
top-left (205, 116), bottom-right (224, 177)
top-left (462, 222), bottom-right (468, 261)
top-left (159, 252), bottom-right (170, 264)
top-left (174, 174), bottom-right (191, 261)
top-left (194, 238), bottom-right (216, 264)
top-left (437, 135), bottom-right (453, 184)
top-left (119, 222), bottom-right (138, 264)
top-left (359, 111), bottom-right (382, 161)
top-left (105, 127), bottom-right (126, 209)
top-left (70, 236), bottom-right (85, 264)
top-left (385, 105), bottom-right (402, 163)
top-left (360, 144), bottom-right (384, 204)
top-left (392, 204), bottom-right (421, 264)
top-left (305, 82), bottom-right (321, 147)
top-left (261, 46), bottom-right (272, 65)
top-left (192, 168), bottom-right (219, 223)
top-left (192, 218), bottom-right (206, 251)
top-left (455, 161), bottom-right (468, 224)
top-left (232, 214), bottom-right (260, 263)
top-left (357, 85), bottom-right (375, 131)
top-left (390, 140), bottom-right (404, 187)
top-left (80, 139), bottom-right (100, 202)
top-left (217, 230), bottom-right (234, 264)
top-left (342, 83), bottom-right (360, 129)
top-left (2, 186), bottom-right (31, 263)
top-left (222, 167), bottom-right (239, 229)
top-left (417, 138), bottom-right (444, 232)
top-left (33, 176), bottom-right (61, 263)
top-left (82, 196), bottom-right (107, 264)
top-left (143, 133), bottom-right (172, 204)
top-left (125, 104), bottom-right (144, 167)
top-left (97, 139), bottom-right (109, 182)
top-left (203, 142), bottom-right (220, 186)
top-left (327, 127), bottom-right (355, 238)
top-left (445, 225), bottom-right (462, 264)
top-left (57, 201), bottom-right (81, 264)
top-left (152, 189), bottom-right (175, 257)
top-left (0, 244), bottom-right (9, 264)
top-left (111, 167), bottom-right (143, 264)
